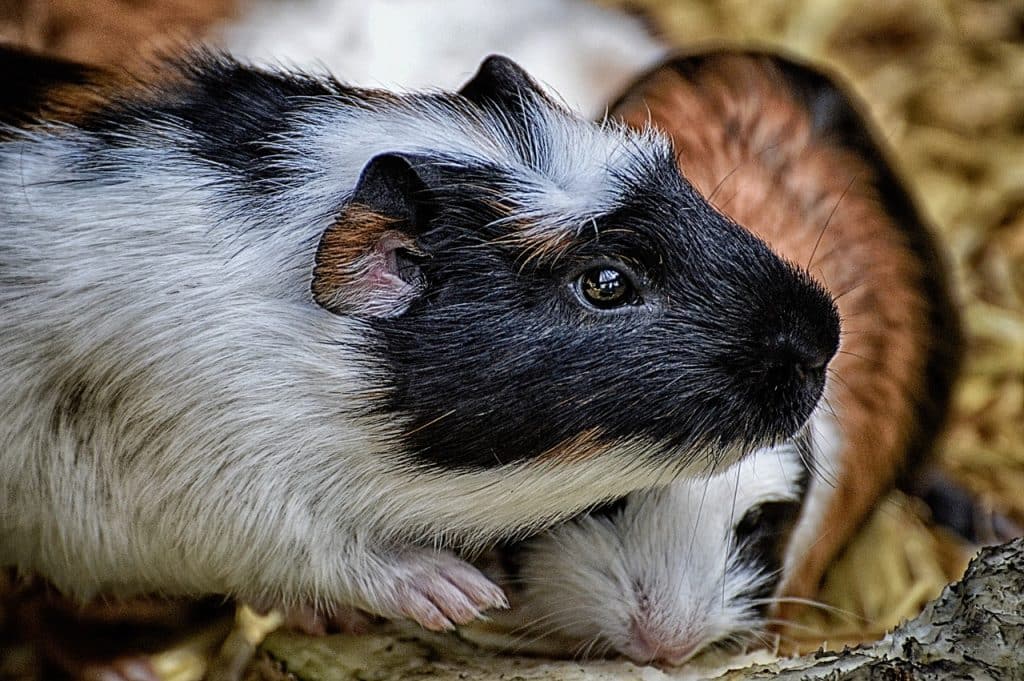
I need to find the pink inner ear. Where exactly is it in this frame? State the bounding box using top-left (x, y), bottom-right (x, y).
top-left (366, 233), bottom-right (412, 292)
top-left (312, 205), bottom-right (426, 318)
top-left (338, 230), bottom-right (424, 318)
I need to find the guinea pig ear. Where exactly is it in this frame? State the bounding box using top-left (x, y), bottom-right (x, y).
top-left (459, 54), bottom-right (548, 109)
top-left (312, 153), bottom-right (438, 318)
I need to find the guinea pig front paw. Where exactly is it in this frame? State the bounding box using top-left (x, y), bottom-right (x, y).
top-left (371, 550), bottom-right (509, 631)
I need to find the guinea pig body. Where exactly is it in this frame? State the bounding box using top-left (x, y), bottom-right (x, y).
top-left (0, 49), bottom-right (839, 628)
top-left (490, 439), bottom-right (809, 665)
top-left (609, 52), bottom-right (962, 613)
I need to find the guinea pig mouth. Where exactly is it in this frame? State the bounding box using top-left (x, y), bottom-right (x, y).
top-left (623, 621), bottom-right (706, 666)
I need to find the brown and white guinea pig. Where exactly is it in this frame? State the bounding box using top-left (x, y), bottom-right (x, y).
top-left (481, 440), bottom-right (809, 666)
top-left (604, 52), bottom-right (962, 619)
top-left (0, 47), bottom-right (840, 631)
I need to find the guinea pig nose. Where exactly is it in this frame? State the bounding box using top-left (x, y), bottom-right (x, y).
top-left (655, 638), bottom-right (703, 666)
top-left (766, 309), bottom-right (840, 382)
top-left (625, 621), bottom-right (660, 663)
top-left (626, 621), bottom-right (703, 666)
top-left (773, 333), bottom-right (832, 379)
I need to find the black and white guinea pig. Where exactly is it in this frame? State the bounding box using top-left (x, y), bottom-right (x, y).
top-left (0, 48), bottom-right (839, 630)
top-left (479, 440), bottom-right (808, 666)
top-left (463, 49), bottom-right (962, 665)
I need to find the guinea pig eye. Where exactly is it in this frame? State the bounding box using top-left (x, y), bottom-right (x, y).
top-left (576, 266), bottom-right (639, 310)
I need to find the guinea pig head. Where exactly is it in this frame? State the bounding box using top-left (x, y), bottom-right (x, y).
top-left (312, 56), bottom-right (840, 479)
top-left (507, 444), bottom-right (808, 666)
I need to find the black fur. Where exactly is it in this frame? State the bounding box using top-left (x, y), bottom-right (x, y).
top-left (69, 53), bottom-right (344, 199)
top-left (614, 49), bottom-right (962, 482)
top-left (734, 440), bottom-right (812, 605)
top-left (0, 46), bottom-right (95, 132)
top-left (368, 150), bottom-right (839, 469)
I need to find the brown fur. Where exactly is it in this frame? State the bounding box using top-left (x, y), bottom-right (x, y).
top-left (2, 48), bottom-right (199, 137)
top-left (535, 428), bottom-right (607, 464)
top-left (498, 223), bottom-right (578, 271)
top-left (0, 0), bottom-right (235, 71)
top-left (612, 55), bottom-right (937, 615)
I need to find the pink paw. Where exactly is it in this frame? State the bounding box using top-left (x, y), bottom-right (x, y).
top-left (377, 550), bottom-right (508, 631)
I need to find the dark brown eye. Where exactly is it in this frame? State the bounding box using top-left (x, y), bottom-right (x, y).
top-left (577, 267), bottom-right (638, 310)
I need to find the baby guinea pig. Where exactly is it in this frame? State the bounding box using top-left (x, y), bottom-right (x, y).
top-left (609, 51), bottom-right (962, 619)
top-left (0, 49), bottom-right (839, 631)
top-left (488, 440), bottom-right (808, 666)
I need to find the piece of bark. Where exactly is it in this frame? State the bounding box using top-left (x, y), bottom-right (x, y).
top-left (730, 536), bottom-right (1024, 680)
top-left (253, 538), bottom-right (1024, 681)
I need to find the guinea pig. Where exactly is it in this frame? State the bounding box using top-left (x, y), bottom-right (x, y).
top-left (478, 438), bottom-right (809, 666)
top-left (608, 51), bottom-right (962, 618)
top-left (0, 48), bottom-right (840, 631)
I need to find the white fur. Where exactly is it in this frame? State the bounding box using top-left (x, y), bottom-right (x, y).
top-left (220, 0), bottom-right (666, 117)
top-left (780, 405), bottom-right (843, 585)
top-left (507, 444), bottom-right (805, 663)
top-left (0, 63), bottom-right (711, 617)
top-left (275, 89), bottom-right (672, 235)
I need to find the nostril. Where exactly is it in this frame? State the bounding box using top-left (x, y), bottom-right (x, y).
top-left (793, 349), bottom-right (830, 381)
top-left (768, 332), bottom-right (835, 383)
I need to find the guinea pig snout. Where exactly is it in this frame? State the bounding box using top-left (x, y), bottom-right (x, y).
top-left (680, 271), bottom-right (840, 458)
top-left (739, 271), bottom-right (841, 429)
top-left (625, 619), bottom-right (704, 666)
top-left (763, 323), bottom-right (837, 390)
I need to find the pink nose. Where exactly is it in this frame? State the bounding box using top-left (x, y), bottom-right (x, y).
top-left (625, 623), bottom-right (703, 666)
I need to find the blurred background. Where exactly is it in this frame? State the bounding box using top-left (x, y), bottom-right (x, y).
top-left (0, 0), bottom-right (1022, 667)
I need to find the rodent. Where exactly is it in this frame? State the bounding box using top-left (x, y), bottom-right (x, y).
top-left (0, 47), bottom-right (840, 630)
top-left (464, 50), bottom-right (961, 664)
top-left (481, 440), bottom-right (808, 666)
top-left (607, 51), bottom-right (961, 616)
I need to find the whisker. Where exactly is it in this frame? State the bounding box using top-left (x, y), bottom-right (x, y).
top-left (807, 174), bottom-right (859, 271)
top-left (707, 159), bottom-right (746, 203)
top-left (836, 349), bottom-right (879, 366)
top-left (831, 278), bottom-right (870, 303)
